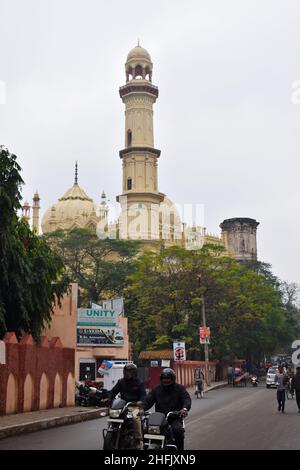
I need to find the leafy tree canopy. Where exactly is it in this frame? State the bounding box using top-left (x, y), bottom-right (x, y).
top-left (126, 244), bottom-right (295, 363)
top-left (44, 228), bottom-right (140, 306)
top-left (0, 146), bottom-right (67, 340)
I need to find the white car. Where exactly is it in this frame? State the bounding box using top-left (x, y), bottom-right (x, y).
top-left (266, 367), bottom-right (279, 388)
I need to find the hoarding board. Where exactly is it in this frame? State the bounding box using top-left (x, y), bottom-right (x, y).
top-left (77, 326), bottom-right (124, 346)
top-left (77, 308), bottom-right (117, 326)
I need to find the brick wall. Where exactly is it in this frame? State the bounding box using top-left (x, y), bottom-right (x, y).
top-left (0, 332), bottom-right (75, 415)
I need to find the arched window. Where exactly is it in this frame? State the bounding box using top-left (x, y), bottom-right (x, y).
top-left (127, 130), bottom-right (132, 147)
top-left (135, 64), bottom-right (143, 79)
top-left (127, 178), bottom-right (132, 190)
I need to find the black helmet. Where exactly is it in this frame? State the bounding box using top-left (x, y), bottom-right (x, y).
top-left (123, 363), bottom-right (138, 380)
top-left (160, 368), bottom-right (176, 387)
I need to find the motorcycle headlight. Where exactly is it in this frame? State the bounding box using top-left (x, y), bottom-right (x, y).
top-left (148, 425), bottom-right (161, 435)
top-left (109, 409), bottom-right (122, 418)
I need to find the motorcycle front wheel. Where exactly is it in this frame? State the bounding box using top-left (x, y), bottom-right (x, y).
top-left (103, 431), bottom-right (117, 450)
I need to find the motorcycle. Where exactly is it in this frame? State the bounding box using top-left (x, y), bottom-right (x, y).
top-left (102, 399), bottom-right (137, 450)
top-left (143, 411), bottom-right (184, 450)
top-left (250, 375), bottom-right (258, 387)
top-left (195, 380), bottom-right (204, 398)
top-left (76, 383), bottom-right (108, 407)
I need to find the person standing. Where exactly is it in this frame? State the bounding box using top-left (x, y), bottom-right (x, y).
top-left (227, 364), bottom-right (234, 385)
top-left (291, 366), bottom-right (300, 413)
top-left (275, 366), bottom-right (288, 413)
top-left (194, 367), bottom-right (205, 396)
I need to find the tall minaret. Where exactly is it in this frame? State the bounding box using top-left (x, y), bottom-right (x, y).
top-left (99, 190), bottom-right (108, 230)
top-left (22, 201), bottom-right (31, 223)
top-left (32, 191), bottom-right (40, 234)
top-left (117, 43), bottom-right (164, 240)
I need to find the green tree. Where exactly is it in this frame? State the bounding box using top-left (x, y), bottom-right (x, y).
top-left (244, 260), bottom-right (300, 353)
top-left (126, 244), bottom-right (289, 363)
top-left (0, 146), bottom-right (67, 340)
top-left (44, 228), bottom-right (140, 306)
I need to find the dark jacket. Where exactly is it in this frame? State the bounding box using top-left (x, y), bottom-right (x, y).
top-left (109, 378), bottom-right (146, 404)
top-left (291, 374), bottom-right (300, 391)
top-left (143, 383), bottom-right (191, 414)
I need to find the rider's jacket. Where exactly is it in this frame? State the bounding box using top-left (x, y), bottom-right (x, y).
top-left (143, 383), bottom-right (191, 415)
top-left (109, 378), bottom-right (146, 403)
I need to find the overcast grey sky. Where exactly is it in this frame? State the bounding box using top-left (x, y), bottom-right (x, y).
top-left (0, 0), bottom-right (299, 285)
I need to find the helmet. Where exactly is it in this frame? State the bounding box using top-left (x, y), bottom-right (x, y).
top-left (123, 363), bottom-right (138, 380)
top-left (160, 368), bottom-right (176, 387)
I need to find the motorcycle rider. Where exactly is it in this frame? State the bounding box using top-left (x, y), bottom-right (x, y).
top-left (108, 363), bottom-right (146, 449)
top-left (142, 368), bottom-right (191, 451)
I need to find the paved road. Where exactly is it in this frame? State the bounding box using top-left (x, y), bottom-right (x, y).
top-left (0, 384), bottom-right (299, 450)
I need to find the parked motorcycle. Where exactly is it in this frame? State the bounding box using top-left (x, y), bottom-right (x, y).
top-left (143, 411), bottom-right (184, 450)
top-left (250, 375), bottom-right (258, 387)
top-left (76, 382), bottom-right (108, 407)
top-left (102, 399), bottom-right (137, 450)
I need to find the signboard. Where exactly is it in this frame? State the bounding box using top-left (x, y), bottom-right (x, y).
top-left (291, 340), bottom-right (300, 366)
top-left (150, 360), bottom-right (159, 367)
top-left (173, 342), bottom-right (186, 361)
top-left (161, 359), bottom-right (170, 368)
top-left (98, 360), bottom-right (113, 376)
top-left (77, 326), bottom-right (124, 346)
top-left (200, 337), bottom-right (210, 344)
top-left (199, 326), bottom-right (210, 339)
top-left (77, 308), bottom-right (117, 326)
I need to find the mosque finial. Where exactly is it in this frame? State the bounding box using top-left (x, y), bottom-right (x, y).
top-left (137, 38), bottom-right (140, 47)
top-left (75, 161), bottom-right (78, 184)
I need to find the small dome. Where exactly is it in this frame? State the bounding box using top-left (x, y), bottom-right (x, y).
top-left (127, 45), bottom-right (151, 62)
top-left (41, 183), bottom-right (99, 233)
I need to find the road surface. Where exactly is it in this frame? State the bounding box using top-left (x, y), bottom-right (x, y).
top-left (0, 383), bottom-right (299, 450)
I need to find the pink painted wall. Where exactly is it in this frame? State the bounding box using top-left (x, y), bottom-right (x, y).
top-left (0, 333), bottom-right (74, 416)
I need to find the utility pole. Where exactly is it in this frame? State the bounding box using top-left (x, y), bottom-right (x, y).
top-left (202, 295), bottom-right (211, 386)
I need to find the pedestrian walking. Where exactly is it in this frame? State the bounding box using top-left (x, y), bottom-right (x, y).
top-left (275, 366), bottom-right (289, 413)
top-left (291, 366), bottom-right (300, 413)
top-left (227, 364), bottom-right (234, 385)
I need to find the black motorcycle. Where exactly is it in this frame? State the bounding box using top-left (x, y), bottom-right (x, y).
top-left (102, 399), bottom-right (137, 450)
top-left (143, 411), bottom-right (183, 450)
top-left (76, 384), bottom-right (108, 407)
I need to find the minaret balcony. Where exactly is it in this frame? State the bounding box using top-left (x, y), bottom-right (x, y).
top-left (119, 82), bottom-right (158, 99)
top-left (119, 146), bottom-right (161, 159)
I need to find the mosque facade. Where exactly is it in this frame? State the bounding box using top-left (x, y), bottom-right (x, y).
top-left (23, 44), bottom-right (259, 262)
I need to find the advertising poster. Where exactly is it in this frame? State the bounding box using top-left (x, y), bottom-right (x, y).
top-left (77, 326), bottom-right (124, 346)
top-left (173, 342), bottom-right (186, 361)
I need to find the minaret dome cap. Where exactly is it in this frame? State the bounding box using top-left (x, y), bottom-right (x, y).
top-left (126, 45), bottom-right (151, 62)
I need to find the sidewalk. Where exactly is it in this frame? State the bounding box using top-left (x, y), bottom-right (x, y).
top-left (0, 381), bottom-right (227, 441)
top-left (0, 406), bottom-right (107, 440)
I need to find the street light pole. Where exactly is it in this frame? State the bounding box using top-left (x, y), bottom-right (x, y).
top-left (202, 295), bottom-right (211, 386)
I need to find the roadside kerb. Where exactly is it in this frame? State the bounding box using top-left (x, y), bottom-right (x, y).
top-left (0, 407), bottom-right (107, 440)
